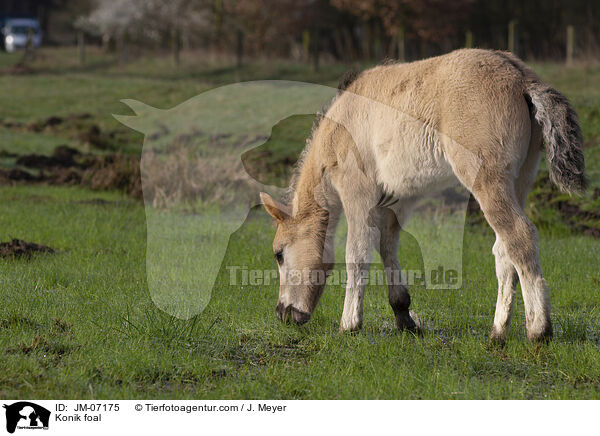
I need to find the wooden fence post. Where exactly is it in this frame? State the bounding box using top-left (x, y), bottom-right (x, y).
top-left (302, 30), bottom-right (310, 63)
top-left (508, 19), bottom-right (518, 54)
top-left (465, 30), bottom-right (473, 49)
top-left (398, 26), bottom-right (405, 61)
top-left (566, 25), bottom-right (575, 66)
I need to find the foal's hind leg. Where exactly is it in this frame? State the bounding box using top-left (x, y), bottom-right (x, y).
top-left (489, 238), bottom-right (519, 344)
top-left (490, 146), bottom-right (543, 344)
top-left (475, 177), bottom-right (551, 343)
top-left (375, 207), bottom-right (417, 331)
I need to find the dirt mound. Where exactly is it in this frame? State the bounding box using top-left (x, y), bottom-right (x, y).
top-left (0, 168), bottom-right (40, 182)
top-left (0, 239), bottom-right (54, 258)
top-left (1, 145), bottom-right (142, 198)
top-left (1, 113), bottom-right (114, 150)
top-left (554, 199), bottom-right (600, 239)
top-left (2, 113), bottom-right (93, 131)
top-left (15, 145), bottom-right (83, 169)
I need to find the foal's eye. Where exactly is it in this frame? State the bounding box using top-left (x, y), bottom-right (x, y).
top-left (275, 250), bottom-right (284, 265)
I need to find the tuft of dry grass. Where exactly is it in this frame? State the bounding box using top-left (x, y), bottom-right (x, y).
top-left (141, 147), bottom-right (260, 208)
top-left (83, 153), bottom-right (142, 199)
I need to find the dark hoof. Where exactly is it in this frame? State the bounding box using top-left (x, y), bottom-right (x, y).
top-left (527, 323), bottom-right (553, 343)
top-left (489, 327), bottom-right (506, 348)
top-left (395, 310), bottom-right (421, 333)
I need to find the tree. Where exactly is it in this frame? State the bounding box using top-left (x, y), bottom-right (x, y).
top-left (331, 0), bottom-right (472, 59)
top-left (77, 0), bottom-right (211, 63)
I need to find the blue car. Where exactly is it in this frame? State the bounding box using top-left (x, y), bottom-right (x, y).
top-left (1, 18), bottom-right (42, 52)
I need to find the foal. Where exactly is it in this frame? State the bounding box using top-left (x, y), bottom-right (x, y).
top-left (261, 49), bottom-right (586, 343)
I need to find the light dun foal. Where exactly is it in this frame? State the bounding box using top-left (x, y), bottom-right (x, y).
top-left (260, 49), bottom-right (586, 343)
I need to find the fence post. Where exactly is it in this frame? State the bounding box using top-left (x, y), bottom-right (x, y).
top-left (566, 25), bottom-right (575, 66)
top-left (465, 30), bottom-right (473, 49)
top-left (398, 26), bottom-right (405, 61)
top-left (302, 30), bottom-right (310, 63)
top-left (508, 19), bottom-right (518, 54)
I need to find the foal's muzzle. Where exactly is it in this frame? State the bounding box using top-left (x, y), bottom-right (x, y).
top-left (276, 301), bottom-right (311, 325)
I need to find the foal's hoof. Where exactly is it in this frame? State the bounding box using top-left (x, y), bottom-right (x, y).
top-left (339, 317), bottom-right (363, 334)
top-left (488, 327), bottom-right (506, 348)
top-left (395, 310), bottom-right (421, 333)
top-left (527, 324), bottom-right (553, 344)
top-left (338, 327), bottom-right (361, 335)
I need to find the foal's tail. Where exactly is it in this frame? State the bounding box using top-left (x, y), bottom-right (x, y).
top-left (525, 82), bottom-right (587, 194)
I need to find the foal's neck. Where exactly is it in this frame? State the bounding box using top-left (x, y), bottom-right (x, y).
top-left (292, 142), bottom-right (340, 223)
top-left (293, 151), bottom-right (325, 218)
top-left (293, 142), bottom-right (340, 265)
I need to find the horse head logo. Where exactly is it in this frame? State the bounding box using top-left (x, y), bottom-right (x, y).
top-left (3, 402), bottom-right (50, 434)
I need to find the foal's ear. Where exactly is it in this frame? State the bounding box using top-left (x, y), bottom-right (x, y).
top-left (260, 192), bottom-right (291, 223)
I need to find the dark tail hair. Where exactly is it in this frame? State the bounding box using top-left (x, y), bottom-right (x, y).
top-left (525, 82), bottom-right (587, 194)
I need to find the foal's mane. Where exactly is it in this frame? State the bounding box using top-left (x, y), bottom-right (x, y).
top-left (284, 70), bottom-right (360, 203)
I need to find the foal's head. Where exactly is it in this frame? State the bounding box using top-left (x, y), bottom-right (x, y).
top-left (260, 192), bottom-right (331, 325)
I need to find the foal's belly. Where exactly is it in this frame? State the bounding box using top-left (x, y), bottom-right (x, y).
top-left (373, 130), bottom-right (458, 199)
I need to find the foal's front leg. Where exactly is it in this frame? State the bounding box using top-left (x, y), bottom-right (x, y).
top-left (340, 215), bottom-right (376, 332)
top-left (376, 207), bottom-right (417, 332)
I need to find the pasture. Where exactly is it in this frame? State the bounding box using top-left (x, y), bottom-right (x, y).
top-left (0, 48), bottom-right (599, 399)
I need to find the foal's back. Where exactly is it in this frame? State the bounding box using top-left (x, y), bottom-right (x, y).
top-left (325, 49), bottom-right (534, 196)
top-left (342, 48), bottom-right (534, 163)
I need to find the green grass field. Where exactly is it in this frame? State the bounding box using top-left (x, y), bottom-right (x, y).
top-left (0, 48), bottom-right (599, 399)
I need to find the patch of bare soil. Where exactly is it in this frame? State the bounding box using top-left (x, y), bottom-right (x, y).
top-left (15, 145), bottom-right (84, 169)
top-left (0, 145), bottom-right (142, 198)
top-left (1, 112), bottom-right (115, 150)
top-left (0, 239), bottom-right (54, 258)
top-left (0, 168), bottom-right (40, 182)
top-left (0, 113), bottom-right (92, 131)
top-left (554, 199), bottom-right (600, 238)
top-left (528, 172), bottom-right (600, 239)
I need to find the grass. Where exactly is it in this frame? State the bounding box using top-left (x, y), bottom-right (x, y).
top-left (1, 186), bottom-right (599, 399)
top-left (0, 47), bottom-right (599, 399)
